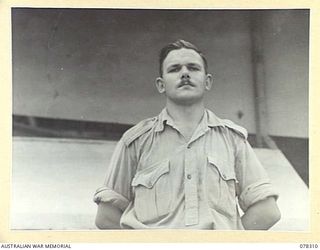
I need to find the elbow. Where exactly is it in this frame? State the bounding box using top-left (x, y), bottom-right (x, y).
top-left (242, 197), bottom-right (282, 230)
top-left (270, 205), bottom-right (281, 225)
top-left (95, 216), bottom-right (108, 229)
top-left (265, 202), bottom-right (281, 229)
top-left (95, 202), bottom-right (123, 229)
top-left (95, 213), bottom-right (121, 229)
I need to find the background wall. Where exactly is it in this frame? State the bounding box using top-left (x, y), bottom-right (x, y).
top-left (262, 10), bottom-right (309, 138)
top-left (13, 9), bottom-right (256, 133)
top-left (12, 9), bottom-right (309, 138)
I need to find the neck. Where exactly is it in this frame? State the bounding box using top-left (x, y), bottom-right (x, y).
top-left (166, 100), bottom-right (205, 125)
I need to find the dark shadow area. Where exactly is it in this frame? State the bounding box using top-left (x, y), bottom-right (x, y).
top-left (13, 115), bottom-right (132, 141)
top-left (271, 136), bottom-right (309, 187)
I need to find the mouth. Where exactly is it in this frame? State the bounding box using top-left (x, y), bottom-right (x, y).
top-left (178, 81), bottom-right (194, 88)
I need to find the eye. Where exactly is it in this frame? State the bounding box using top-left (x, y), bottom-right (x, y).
top-left (188, 66), bottom-right (200, 71)
top-left (168, 66), bottom-right (180, 73)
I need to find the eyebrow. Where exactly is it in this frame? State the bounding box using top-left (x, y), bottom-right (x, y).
top-left (166, 63), bottom-right (202, 70)
top-left (187, 63), bottom-right (201, 68)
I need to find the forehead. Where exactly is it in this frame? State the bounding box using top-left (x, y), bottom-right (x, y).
top-left (163, 48), bottom-right (204, 68)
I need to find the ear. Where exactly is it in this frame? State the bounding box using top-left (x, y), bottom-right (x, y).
top-left (155, 77), bottom-right (166, 94)
top-left (205, 74), bottom-right (213, 91)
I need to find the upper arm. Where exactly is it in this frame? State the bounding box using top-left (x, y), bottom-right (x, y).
top-left (94, 139), bottom-right (137, 228)
top-left (102, 139), bottom-right (137, 201)
top-left (235, 139), bottom-right (279, 212)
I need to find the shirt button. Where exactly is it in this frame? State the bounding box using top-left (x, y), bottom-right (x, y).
top-left (187, 174), bottom-right (192, 180)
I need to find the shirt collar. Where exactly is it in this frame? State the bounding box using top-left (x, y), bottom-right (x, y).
top-left (205, 109), bottom-right (225, 128)
top-left (155, 108), bottom-right (224, 133)
top-left (155, 108), bottom-right (175, 132)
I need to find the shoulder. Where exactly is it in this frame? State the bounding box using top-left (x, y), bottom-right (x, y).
top-left (219, 118), bottom-right (248, 140)
top-left (121, 116), bottom-right (158, 146)
top-left (207, 109), bottom-right (248, 139)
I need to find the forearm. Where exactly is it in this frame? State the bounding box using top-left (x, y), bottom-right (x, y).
top-left (241, 196), bottom-right (281, 230)
top-left (95, 202), bottom-right (123, 229)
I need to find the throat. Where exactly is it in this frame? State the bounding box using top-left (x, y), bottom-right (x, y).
top-left (165, 103), bottom-right (206, 142)
top-left (178, 124), bottom-right (198, 142)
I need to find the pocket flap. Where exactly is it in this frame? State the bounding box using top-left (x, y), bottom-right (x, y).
top-left (132, 161), bottom-right (170, 188)
top-left (207, 155), bottom-right (236, 181)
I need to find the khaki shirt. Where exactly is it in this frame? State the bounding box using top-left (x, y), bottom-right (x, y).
top-left (94, 109), bottom-right (278, 229)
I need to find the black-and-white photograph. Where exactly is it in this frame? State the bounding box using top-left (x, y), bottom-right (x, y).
top-left (11, 8), bottom-right (309, 231)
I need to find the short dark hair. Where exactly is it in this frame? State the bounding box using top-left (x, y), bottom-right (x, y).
top-left (159, 39), bottom-right (208, 76)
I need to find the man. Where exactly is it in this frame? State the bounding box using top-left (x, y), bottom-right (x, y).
top-left (94, 40), bottom-right (281, 230)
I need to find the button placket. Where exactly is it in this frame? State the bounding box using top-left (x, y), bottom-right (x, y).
top-left (184, 147), bottom-right (199, 226)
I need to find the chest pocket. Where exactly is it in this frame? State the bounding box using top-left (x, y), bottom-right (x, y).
top-left (131, 160), bottom-right (171, 223)
top-left (207, 155), bottom-right (237, 218)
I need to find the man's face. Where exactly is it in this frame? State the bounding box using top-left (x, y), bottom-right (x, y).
top-left (156, 48), bottom-right (212, 105)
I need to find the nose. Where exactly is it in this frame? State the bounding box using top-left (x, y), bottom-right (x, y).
top-left (181, 66), bottom-right (190, 80)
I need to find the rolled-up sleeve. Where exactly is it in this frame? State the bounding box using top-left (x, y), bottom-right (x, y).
top-left (235, 139), bottom-right (279, 212)
top-left (93, 139), bottom-right (137, 211)
top-left (93, 187), bottom-right (130, 211)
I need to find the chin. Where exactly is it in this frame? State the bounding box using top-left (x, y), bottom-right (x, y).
top-left (171, 96), bottom-right (203, 105)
